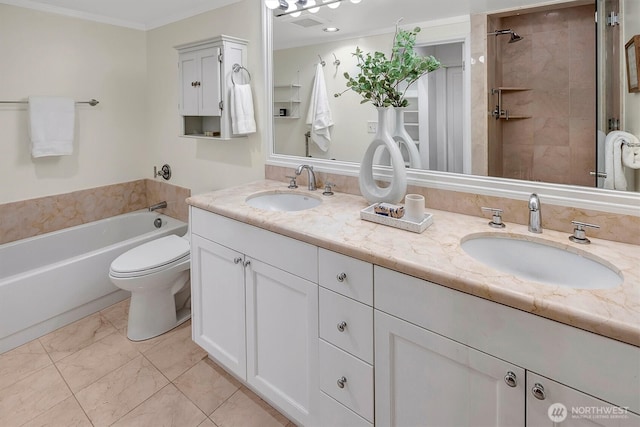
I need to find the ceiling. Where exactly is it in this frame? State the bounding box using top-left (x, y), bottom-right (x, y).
top-left (0, 0), bottom-right (243, 30)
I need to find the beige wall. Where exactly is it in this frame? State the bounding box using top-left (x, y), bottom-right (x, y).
top-left (0, 4), bottom-right (148, 204)
top-left (145, 0), bottom-right (266, 197)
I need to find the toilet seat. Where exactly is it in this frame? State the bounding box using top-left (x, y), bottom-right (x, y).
top-left (110, 235), bottom-right (190, 278)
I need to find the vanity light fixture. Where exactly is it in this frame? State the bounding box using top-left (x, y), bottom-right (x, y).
top-left (323, 27), bottom-right (339, 32)
top-left (267, 0), bottom-right (362, 17)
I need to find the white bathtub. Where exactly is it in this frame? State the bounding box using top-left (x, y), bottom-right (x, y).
top-left (0, 211), bottom-right (188, 354)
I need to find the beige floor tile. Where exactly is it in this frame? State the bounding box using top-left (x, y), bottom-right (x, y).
top-left (210, 387), bottom-right (290, 427)
top-left (100, 298), bottom-right (130, 332)
top-left (0, 364), bottom-right (72, 427)
top-left (174, 358), bottom-right (241, 415)
top-left (144, 323), bottom-right (206, 380)
top-left (21, 396), bottom-right (92, 427)
top-left (199, 418), bottom-right (218, 427)
top-left (55, 332), bottom-right (140, 393)
top-left (76, 355), bottom-right (169, 427)
top-left (0, 340), bottom-right (51, 391)
top-left (111, 384), bottom-right (206, 427)
top-left (39, 312), bottom-right (116, 361)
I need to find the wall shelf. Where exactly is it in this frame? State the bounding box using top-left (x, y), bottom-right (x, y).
top-left (491, 87), bottom-right (531, 120)
top-left (274, 83), bottom-right (302, 119)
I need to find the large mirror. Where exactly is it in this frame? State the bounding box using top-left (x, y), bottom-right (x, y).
top-left (264, 0), bottom-right (640, 212)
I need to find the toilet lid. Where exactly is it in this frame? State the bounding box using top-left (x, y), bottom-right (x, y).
top-left (110, 235), bottom-right (190, 275)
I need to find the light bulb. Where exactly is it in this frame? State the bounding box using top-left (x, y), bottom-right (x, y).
top-left (350, 0), bottom-right (362, 3)
top-left (324, 0), bottom-right (341, 9)
top-left (265, 0), bottom-right (281, 9)
top-left (307, 0), bottom-right (320, 13)
top-left (286, 2), bottom-right (300, 16)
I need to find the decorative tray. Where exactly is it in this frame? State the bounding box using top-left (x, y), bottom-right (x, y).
top-left (360, 204), bottom-right (433, 233)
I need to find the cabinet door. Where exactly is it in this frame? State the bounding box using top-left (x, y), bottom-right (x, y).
top-left (190, 235), bottom-right (246, 379)
top-left (527, 372), bottom-right (640, 427)
top-left (178, 51), bottom-right (199, 116)
top-left (199, 47), bottom-right (221, 116)
top-left (245, 258), bottom-right (318, 427)
top-left (375, 310), bottom-right (524, 427)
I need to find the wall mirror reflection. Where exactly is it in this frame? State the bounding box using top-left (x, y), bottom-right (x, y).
top-left (269, 0), bottom-right (639, 194)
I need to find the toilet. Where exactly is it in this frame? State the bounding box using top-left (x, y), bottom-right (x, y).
top-left (109, 234), bottom-right (191, 341)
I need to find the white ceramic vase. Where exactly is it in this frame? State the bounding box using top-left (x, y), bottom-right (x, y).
top-left (359, 107), bottom-right (407, 204)
top-left (392, 107), bottom-right (422, 169)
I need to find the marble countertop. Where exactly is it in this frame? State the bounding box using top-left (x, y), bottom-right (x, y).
top-left (187, 180), bottom-right (640, 347)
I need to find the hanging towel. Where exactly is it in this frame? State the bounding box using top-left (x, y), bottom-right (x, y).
top-left (28, 96), bottom-right (75, 158)
top-left (306, 63), bottom-right (333, 152)
top-left (230, 84), bottom-right (256, 135)
top-left (603, 131), bottom-right (629, 190)
top-left (621, 134), bottom-right (640, 169)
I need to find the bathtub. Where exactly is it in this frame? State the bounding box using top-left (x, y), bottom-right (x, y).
top-left (0, 211), bottom-right (188, 354)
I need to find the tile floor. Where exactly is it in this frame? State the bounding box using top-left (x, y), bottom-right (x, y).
top-left (0, 299), bottom-right (294, 427)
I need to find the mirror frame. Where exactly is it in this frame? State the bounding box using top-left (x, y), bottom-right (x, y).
top-left (261, 4), bottom-right (640, 216)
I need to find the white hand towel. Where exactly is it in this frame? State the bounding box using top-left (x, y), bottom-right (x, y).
top-left (231, 84), bottom-right (256, 135)
top-left (28, 96), bottom-right (75, 157)
top-left (306, 63), bottom-right (333, 152)
top-left (603, 131), bottom-right (629, 190)
top-left (621, 134), bottom-right (640, 169)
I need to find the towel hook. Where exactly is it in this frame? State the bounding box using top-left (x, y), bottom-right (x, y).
top-left (332, 53), bottom-right (340, 67)
top-left (318, 54), bottom-right (326, 67)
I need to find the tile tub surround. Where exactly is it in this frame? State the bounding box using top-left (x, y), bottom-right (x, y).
top-left (0, 300), bottom-right (294, 427)
top-left (188, 179), bottom-right (640, 347)
top-left (266, 165), bottom-right (640, 246)
top-left (0, 179), bottom-right (190, 245)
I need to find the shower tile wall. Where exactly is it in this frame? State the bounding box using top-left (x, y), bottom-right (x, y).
top-left (0, 180), bottom-right (190, 245)
top-left (497, 5), bottom-right (596, 185)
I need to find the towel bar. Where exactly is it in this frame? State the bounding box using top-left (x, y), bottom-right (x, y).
top-left (0, 99), bottom-right (99, 106)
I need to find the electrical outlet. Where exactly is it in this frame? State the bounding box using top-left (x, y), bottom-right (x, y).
top-left (367, 121), bottom-right (377, 134)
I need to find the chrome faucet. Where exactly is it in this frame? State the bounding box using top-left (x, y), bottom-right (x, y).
top-left (295, 164), bottom-right (317, 191)
top-left (149, 201), bottom-right (167, 212)
top-left (528, 193), bottom-right (542, 233)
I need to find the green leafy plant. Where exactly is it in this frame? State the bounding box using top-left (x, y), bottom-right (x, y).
top-left (335, 26), bottom-right (441, 108)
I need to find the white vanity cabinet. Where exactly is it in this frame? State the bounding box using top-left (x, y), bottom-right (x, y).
top-left (374, 266), bottom-right (640, 427)
top-left (175, 35), bottom-right (247, 140)
top-left (190, 207), bottom-right (318, 426)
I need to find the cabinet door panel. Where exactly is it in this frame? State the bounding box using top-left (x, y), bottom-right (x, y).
top-left (245, 258), bottom-right (318, 427)
top-left (375, 310), bottom-right (524, 427)
top-left (527, 372), bottom-right (640, 427)
top-left (179, 51), bottom-right (198, 115)
top-left (199, 47), bottom-right (221, 116)
top-left (191, 235), bottom-right (246, 379)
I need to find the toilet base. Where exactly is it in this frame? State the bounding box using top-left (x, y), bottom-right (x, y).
top-left (126, 272), bottom-right (191, 341)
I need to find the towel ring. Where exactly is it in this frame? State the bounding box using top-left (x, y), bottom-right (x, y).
top-left (231, 64), bottom-right (251, 85)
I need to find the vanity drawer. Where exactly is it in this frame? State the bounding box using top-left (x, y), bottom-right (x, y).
top-left (319, 248), bottom-right (373, 305)
top-left (317, 391), bottom-right (372, 427)
top-left (319, 287), bottom-right (373, 364)
top-left (319, 339), bottom-right (374, 423)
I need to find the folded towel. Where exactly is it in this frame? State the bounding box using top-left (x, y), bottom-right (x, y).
top-left (603, 131), bottom-right (629, 190)
top-left (306, 63), bottom-right (333, 152)
top-left (621, 134), bottom-right (640, 169)
top-left (28, 96), bottom-right (75, 157)
top-left (230, 84), bottom-right (256, 135)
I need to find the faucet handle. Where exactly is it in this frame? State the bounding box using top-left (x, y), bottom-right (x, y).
top-left (481, 207), bottom-right (506, 229)
top-left (286, 175), bottom-right (298, 189)
top-left (569, 220), bottom-right (599, 244)
top-left (323, 182), bottom-right (336, 196)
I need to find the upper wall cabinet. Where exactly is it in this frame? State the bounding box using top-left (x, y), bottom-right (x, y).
top-left (175, 35), bottom-right (248, 140)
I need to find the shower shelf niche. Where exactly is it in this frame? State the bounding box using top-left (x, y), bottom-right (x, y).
top-left (491, 87), bottom-right (531, 120)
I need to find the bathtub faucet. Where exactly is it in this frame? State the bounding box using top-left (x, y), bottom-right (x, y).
top-left (149, 201), bottom-right (167, 212)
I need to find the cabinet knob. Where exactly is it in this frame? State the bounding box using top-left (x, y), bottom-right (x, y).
top-left (337, 321), bottom-right (347, 332)
top-left (504, 371), bottom-right (517, 388)
top-left (233, 257), bottom-right (242, 264)
top-left (531, 383), bottom-right (546, 400)
top-left (336, 272), bottom-right (347, 282)
top-left (337, 376), bottom-right (347, 389)
top-left (191, 81), bottom-right (197, 87)
top-left (243, 260), bottom-right (251, 268)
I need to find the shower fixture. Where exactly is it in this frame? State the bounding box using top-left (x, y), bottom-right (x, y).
top-left (488, 29), bottom-right (523, 43)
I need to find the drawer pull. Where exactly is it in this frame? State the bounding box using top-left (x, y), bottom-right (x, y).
top-left (337, 321), bottom-right (347, 332)
top-left (531, 383), bottom-right (546, 400)
top-left (337, 272), bottom-right (347, 282)
top-left (337, 376), bottom-right (347, 389)
top-left (504, 371), bottom-right (517, 388)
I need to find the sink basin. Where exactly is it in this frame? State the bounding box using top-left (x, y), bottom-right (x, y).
top-left (245, 191), bottom-right (322, 212)
top-left (461, 234), bottom-right (623, 289)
